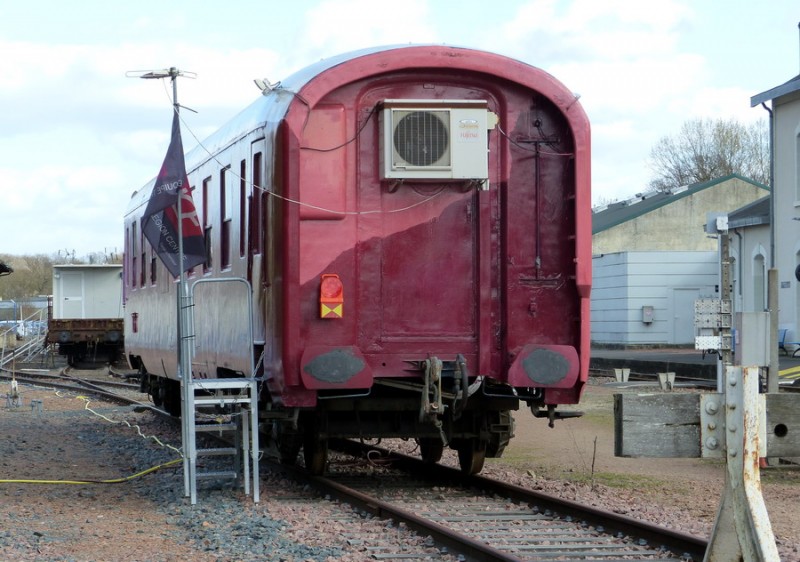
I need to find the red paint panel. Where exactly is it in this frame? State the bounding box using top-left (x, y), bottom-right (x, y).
top-left (299, 104), bottom-right (347, 219)
top-left (379, 194), bottom-right (476, 340)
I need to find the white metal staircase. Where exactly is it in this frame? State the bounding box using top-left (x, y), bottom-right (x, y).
top-left (181, 277), bottom-right (260, 504)
top-left (182, 377), bottom-right (259, 504)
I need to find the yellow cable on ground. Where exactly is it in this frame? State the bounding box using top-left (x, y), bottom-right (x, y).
top-left (1, 386), bottom-right (185, 485)
top-left (0, 458), bottom-right (183, 485)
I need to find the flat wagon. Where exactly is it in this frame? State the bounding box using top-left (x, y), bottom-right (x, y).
top-left (47, 264), bottom-right (124, 365)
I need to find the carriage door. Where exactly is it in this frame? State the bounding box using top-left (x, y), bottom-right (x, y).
top-left (356, 98), bottom-right (496, 373)
top-left (357, 184), bottom-right (482, 368)
top-left (59, 272), bottom-right (84, 319)
top-left (249, 138), bottom-right (267, 345)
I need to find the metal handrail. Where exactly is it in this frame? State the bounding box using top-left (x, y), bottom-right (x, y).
top-left (0, 307), bottom-right (48, 368)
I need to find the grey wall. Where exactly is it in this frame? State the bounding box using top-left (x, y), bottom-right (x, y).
top-left (592, 251), bottom-right (718, 345)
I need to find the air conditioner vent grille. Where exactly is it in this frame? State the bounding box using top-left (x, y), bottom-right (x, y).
top-left (393, 110), bottom-right (450, 167)
top-left (379, 99), bottom-right (489, 180)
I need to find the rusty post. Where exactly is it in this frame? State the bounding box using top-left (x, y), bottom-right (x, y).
top-left (703, 366), bottom-right (778, 561)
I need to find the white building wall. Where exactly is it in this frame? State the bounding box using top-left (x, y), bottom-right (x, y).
top-left (771, 91), bottom-right (800, 340)
top-left (592, 251), bottom-right (717, 345)
top-left (727, 224), bottom-right (769, 315)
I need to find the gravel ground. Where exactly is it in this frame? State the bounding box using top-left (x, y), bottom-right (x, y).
top-left (2, 369), bottom-right (798, 561)
top-left (0, 374), bottom-right (457, 561)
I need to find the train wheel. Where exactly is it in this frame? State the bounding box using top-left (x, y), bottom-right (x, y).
top-left (457, 439), bottom-right (486, 475)
top-left (152, 379), bottom-right (164, 408)
top-left (276, 424), bottom-right (303, 465)
top-left (162, 379), bottom-right (182, 417)
top-left (303, 436), bottom-right (328, 475)
top-left (417, 438), bottom-right (444, 464)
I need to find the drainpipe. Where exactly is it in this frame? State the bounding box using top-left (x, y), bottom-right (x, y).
top-left (735, 230), bottom-right (743, 306)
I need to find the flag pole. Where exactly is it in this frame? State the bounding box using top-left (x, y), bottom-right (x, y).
top-left (168, 67), bottom-right (195, 500)
top-left (169, 67), bottom-right (187, 387)
top-left (135, 65), bottom-right (202, 501)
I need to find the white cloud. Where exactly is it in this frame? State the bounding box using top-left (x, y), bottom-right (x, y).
top-left (676, 86), bottom-right (766, 123)
top-left (300, 0), bottom-right (438, 56)
top-left (0, 0), bottom-right (795, 255)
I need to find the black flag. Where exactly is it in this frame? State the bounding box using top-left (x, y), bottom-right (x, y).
top-left (142, 112), bottom-right (205, 277)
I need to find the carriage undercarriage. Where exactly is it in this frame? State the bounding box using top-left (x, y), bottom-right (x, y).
top-left (137, 359), bottom-right (527, 475)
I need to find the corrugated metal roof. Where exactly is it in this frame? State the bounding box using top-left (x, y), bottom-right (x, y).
top-left (727, 195), bottom-right (770, 228)
top-left (591, 174), bottom-right (768, 234)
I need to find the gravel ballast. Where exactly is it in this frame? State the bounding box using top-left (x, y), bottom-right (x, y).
top-left (2, 372), bottom-right (799, 561)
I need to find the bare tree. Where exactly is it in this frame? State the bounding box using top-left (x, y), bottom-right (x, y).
top-left (0, 250), bottom-right (120, 302)
top-left (648, 118), bottom-right (769, 191)
top-left (0, 254), bottom-right (55, 301)
top-left (592, 194), bottom-right (619, 209)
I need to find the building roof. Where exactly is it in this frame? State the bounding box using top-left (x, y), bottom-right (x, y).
top-left (592, 174), bottom-right (768, 235)
top-left (751, 74), bottom-right (800, 107)
top-left (727, 195), bottom-right (770, 229)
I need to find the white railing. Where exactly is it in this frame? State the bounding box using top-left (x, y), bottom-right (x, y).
top-left (0, 308), bottom-right (48, 368)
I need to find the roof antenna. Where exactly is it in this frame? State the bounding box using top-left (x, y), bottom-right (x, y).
top-left (254, 78), bottom-right (281, 95)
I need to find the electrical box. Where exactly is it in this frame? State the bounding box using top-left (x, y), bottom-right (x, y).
top-left (705, 212), bottom-right (728, 234)
top-left (694, 298), bottom-right (732, 352)
top-left (641, 305), bottom-right (654, 324)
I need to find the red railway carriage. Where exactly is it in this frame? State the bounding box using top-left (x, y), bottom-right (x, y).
top-left (124, 45), bottom-right (591, 474)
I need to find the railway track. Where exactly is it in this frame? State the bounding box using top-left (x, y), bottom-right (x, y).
top-left (591, 367), bottom-right (800, 393)
top-left (1, 366), bottom-right (155, 410)
top-left (3, 368), bottom-right (709, 560)
top-left (303, 440), bottom-right (709, 561)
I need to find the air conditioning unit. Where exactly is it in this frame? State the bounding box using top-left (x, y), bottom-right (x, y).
top-left (379, 100), bottom-right (490, 180)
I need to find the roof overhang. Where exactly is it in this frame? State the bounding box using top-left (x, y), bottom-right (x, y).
top-left (751, 75), bottom-right (800, 107)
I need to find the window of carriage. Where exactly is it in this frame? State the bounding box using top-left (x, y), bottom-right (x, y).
top-left (220, 165), bottom-right (232, 269)
top-left (125, 226), bottom-right (131, 288)
top-left (239, 159), bottom-right (247, 258)
top-left (140, 218), bottom-right (146, 287)
top-left (250, 152), bottom-right (263, 255)
top-left (202, 176), bottom-right (212, 272)
top-left (131, 221), bottom-right (137, 289)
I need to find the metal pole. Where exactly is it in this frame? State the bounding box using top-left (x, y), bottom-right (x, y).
top-left (703, 366), bottom-right (779, 561)
top-left (767, 269), bottom-right (779, 394)
top-left (135, 66), bottom-right (195, 500)
top-left (717, 233), bottom-right (732, 392)
top-left (166, 67), bottom-right (195, 501)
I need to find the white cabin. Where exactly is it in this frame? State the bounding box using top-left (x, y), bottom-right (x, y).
top-left (52, 264), bottom-right (123, 320)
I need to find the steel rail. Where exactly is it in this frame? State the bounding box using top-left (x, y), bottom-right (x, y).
top-left (330, 439), bottom-right (708, 561)
top-left (0, 371), bottom-right (157, 411)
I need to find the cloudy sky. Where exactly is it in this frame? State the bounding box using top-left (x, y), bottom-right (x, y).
top-left (1, 0), bottom-right (797, 258)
